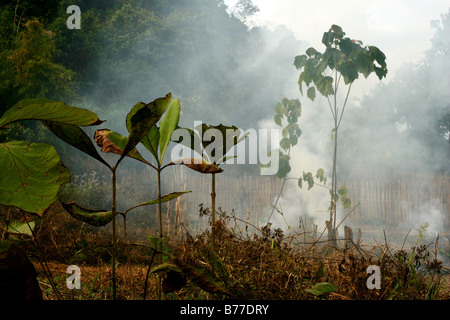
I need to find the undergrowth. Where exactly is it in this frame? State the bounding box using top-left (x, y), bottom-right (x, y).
top-left (8, 203), bottom-right (449, 300)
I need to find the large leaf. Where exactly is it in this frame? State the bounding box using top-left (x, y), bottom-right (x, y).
top-left (158, 98), bottom-right (180, 164)
top-left (94, 129), bottom-right (153, 167)
top-left (43, 121), bottom-right (111, 169)
top-left (0, 98), bottom-right (104, 127)
top-left (62, 202), bottom-right (113, 227)
top-left (0, 141), bottom-right (70, 215)
top-left (140, 126), bottom-right (160, 162)
top-left (124, 191), bottom-right (192, 215)
top-left (119, 94), bottom-right (172, 165)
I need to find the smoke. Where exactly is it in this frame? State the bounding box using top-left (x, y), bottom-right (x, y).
top-left (70, 1), bottom-right (448, 242)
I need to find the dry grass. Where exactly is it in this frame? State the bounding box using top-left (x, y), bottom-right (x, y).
top-left (24, 204), bottom-right (450, 301)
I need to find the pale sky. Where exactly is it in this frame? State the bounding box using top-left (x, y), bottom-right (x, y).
top-left (226, 0), bottom-right (450, 97)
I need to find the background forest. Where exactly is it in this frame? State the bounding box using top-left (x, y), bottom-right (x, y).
top-left (1, 0), bottom-right (448, 177)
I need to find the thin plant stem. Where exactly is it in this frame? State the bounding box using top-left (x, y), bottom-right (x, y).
top-left (211, 172), bottom-right (216, 250)
top-left (20, 211), bottom-right (64, 300)
top-left (111, 166), bottom-right (117, 300)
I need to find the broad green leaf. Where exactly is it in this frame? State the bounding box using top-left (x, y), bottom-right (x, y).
top-left (356, 50), bottom-right (372, 78)
top-left (328, 48), bottom-right (343, 69)
top-left (307, 87), bottom-right (316, 101)
top-left (274, 102), bottom-right (283, 115)
top-left (289, 135), bottom-right (298, 146)
top-left (280, 137), bottom-right (291, 150)
top-left (369, 46), bottom-right (387, 67)
top-left (339, 60), bottom-right (359, 84)
top-left (339, 38), bottom-right (355, 56)
top-left (1, 220), bottom-right (35, 237)
top-left (62, 202), bottom-right (113, 227)
top-left (0, 141), bottom-right (70, 216)
top-left (141, 126), bottom-right (160, 162)
top-left (274, 114), bottom-right (282, 126)
top-left (43, 121), bottom-right (111, 169)
top-left (124, 191), bottom-right (192, 215)
top-left (94, 129), bottom-right (153, 167)
top-left (316, 168), bottom-right (325, 179)
top-left (159, 98), bottom-right (180, 163)
top-left (374, 66), bottom-right (387, 80)
top-left (322, 31), bottom-right (334, 47)
top-left (303, 172), bottom-right (314, 190)
top-left (343, 198), bottom-right (351, 209)
top-left (315, 76), bottom-right (334, 96)
top-left (331, 25), bottom-right (344, 38)
top-left (305, 282), bottom-right (338, 296)
top-left (305, 47), bottom-right (318, 57)
top-left (294, 54), bottom-right (308, 70)
top-left (276, 154), bottom-right (291, 179)
top-left (120, 93), bottom-right (172, 165)
top-left (0, 98), bottom-right (103, 127)
top-left (337, 186), bottom-right (348, 197)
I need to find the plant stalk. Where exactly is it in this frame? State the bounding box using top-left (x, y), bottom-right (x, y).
top-left (211, 172), bottom-right (216, 250)
top-left (111, 166), bottom-right (117, 300)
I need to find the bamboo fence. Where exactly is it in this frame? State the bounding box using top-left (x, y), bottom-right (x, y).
top-left (64, 154), bottom-right (449, 236)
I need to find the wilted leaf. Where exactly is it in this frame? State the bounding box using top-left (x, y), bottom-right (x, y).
top-left (169, 158), bottom-right (223, 174)
top-left (94, 129), bottom-right (152, 167)
top-left (62, 202), bottom-right (113, 227)
top-left (174, 257), bottom-right (231, 296)
top-left (0, 141), bottom-right (70, 216)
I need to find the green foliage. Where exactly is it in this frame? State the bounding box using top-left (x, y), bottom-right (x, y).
top-left (292, 25), bottom-right (387, 225)
top-left (0, 98), bottom-right (104, 215)
top-left (0, 19), bottom-right (75, 115)
top-left (295, 24), bottom-right (387, 98)
top-left (305, 282), bottom-right (338, 298)
top-left (0, 141), bottom-right (70, 215)
top-left (272, 97), bottom-right (302, 179)
top-left (1, 219), bottom-right (35, 238)
top-left (62, 202), bottom-right (113, 227)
